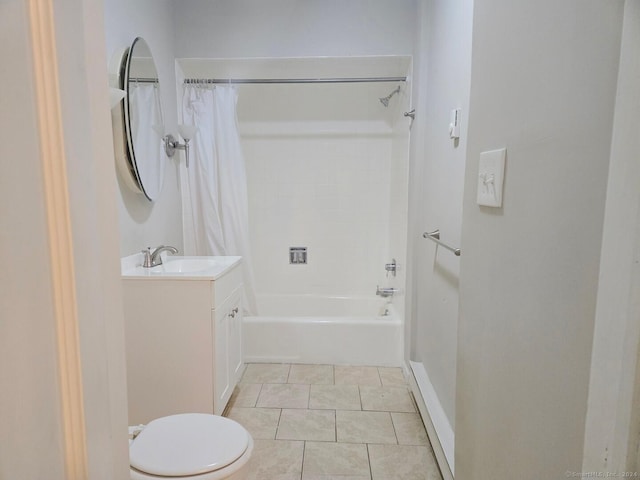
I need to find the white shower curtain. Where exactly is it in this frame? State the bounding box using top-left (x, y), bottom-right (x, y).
top-left (180, 84), bottom-right (257, 315)
top-left (129, 83), bottom-right (164, 200)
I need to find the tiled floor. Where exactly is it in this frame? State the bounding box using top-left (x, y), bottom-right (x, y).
top-left (225, 363), bottom-right (443, 480)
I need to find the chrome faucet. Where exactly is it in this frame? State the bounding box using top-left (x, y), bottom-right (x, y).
top-left (376, 285), bottom-right (398, 298)
top-left (142, 245), bottom-right (179, 268)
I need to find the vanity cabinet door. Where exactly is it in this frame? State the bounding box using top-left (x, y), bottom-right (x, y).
top-left (212, 287), bottom-right (243, 415)
top-left (123, 280), bottom-right (214, 425)
top-left (228, 288), bottom-right (244, 386)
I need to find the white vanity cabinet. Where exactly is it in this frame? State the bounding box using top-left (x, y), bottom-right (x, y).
top-left (121, 256), bottom-right (243, 425)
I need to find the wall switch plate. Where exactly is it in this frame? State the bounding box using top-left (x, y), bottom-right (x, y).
top-left (477, 148), bottom-right (506, 207)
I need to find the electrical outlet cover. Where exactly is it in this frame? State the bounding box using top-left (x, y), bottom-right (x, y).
top-left (477, 148), bottom-right (506, 207)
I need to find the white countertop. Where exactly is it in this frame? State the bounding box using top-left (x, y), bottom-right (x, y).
top-left (121, 254), bottom-right (242, 280)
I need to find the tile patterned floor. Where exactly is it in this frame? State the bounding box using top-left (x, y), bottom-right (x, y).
top-left (225, 363), bottom-right (443, 480)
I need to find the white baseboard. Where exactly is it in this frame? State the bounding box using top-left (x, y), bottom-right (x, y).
top-left (409, 361), bottom-right (455, 479)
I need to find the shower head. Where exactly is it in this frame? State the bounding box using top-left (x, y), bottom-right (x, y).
top-left (379, 86), bottom-right (401, 107)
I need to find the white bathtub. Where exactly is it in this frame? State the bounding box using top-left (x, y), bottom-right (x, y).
top-left (242, 294), bottom-right (403, 366)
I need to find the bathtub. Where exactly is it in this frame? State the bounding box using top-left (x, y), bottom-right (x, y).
top-left (242, 294), bottom-right (403, 366)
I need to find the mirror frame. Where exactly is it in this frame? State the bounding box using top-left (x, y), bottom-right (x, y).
top-left (110, 37), bottom-right (165, 201)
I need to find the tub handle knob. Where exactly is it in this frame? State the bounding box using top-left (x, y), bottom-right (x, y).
top-left (385, 259), bottom-right (397, 277)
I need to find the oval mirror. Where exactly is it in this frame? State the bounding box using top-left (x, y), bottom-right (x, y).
top-left (112, 37), bottom-right (165, 201)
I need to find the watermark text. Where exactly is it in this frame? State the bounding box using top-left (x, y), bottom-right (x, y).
top-left (565, 473), bottom-right (639, 478)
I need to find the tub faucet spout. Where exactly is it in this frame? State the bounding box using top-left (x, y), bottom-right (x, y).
top-left (376, 286), bottom-right (398, 298)
top-left (142, 245), bottom-right (179, 268)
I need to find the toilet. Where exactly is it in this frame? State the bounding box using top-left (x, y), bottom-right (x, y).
top-left (129, 413), bottom-right (254, 480)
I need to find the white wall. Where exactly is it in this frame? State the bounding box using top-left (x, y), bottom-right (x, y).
top-left (104, 0), bottom-right (183, 256)
top-left (56, 0), bottom-right (131, 477)
top-left (583, 0), bottom-right (640, 471)
top-left (1, 0), bottom-right (130, 478)
top-left (0, 2), bottom-right (66, 477)
top-left (245, 132), bottom-right (392, 297)
top-left (240, 82), bottom-right (408, 300)
top-left (243, 118), bottom-right (392, 300)
top-left (408, 0), bottom-right (473, 433)
top-left (457, 1), bottom-right (624, 478)
top-left (173, 0), bottom-right (416, 58)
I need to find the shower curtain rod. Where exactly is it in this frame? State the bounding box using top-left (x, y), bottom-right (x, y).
top-left (129, 77), bottom-right (159, 84)
top-left (183, 76), bottom-right (406, 85)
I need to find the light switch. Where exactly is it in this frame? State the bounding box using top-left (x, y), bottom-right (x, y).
top-left (477, 148), bottom-right (506, 207)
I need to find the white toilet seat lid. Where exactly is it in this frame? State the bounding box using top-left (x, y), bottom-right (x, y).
top-left (130, 413), bottom-right (249, 477)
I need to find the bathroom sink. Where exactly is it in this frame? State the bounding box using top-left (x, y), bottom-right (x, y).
top-left (151, 258), bottom-right (221, 274)
top-left (121, 255), bottom-right (242, 280)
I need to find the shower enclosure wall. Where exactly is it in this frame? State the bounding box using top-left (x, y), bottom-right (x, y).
top-left (177, 57), bottom-right (411, 366)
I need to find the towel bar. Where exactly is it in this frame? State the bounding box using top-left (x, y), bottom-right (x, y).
top-left (423, 230), bottom-right (461, 257)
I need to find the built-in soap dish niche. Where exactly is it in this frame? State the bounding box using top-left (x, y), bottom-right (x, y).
top-left (289, 247), bottom-right (307, 265)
